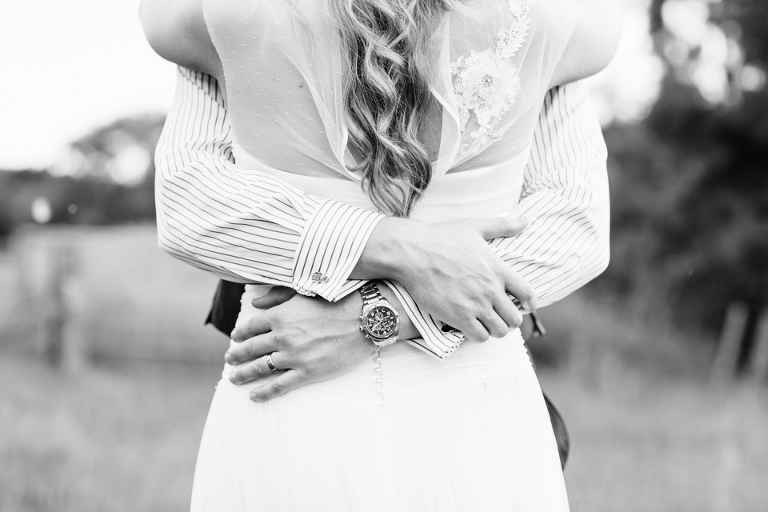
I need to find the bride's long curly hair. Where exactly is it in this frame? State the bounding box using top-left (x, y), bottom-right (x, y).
top-left (330, 0), bottom-right (460, 217)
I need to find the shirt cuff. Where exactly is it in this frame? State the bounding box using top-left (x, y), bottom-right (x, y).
top-left (292, 199), bottom-right (384, 301)
top-left (381, 279), bottom-right (464, 360)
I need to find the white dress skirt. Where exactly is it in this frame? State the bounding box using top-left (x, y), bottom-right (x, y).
top-left (190, 286), bottom-right (570, 511)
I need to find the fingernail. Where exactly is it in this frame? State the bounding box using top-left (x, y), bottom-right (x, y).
top-left (225, 351), bottom-right (232, 364)
top-left (249, 392), bottom-right (260, 402)
top-left (229, 372), bottom-right (237, 384)
top-left (230, 329), bottom-right (238, 342)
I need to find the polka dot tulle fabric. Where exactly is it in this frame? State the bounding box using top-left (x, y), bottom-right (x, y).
top-left (204, 0), bottom-right (577, 180)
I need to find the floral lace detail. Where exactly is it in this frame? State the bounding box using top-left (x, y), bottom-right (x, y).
top-left (451, 0), bottom-right (534, 155)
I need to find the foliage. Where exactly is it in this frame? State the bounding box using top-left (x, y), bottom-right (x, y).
top-left (599, 0), bottom-right (768, 333)
top-left (3, 294), bottom-right (768, 511)
top-left (0, 115), bottom-right (164, 236)
top-left (2, 0), bottom-right (767, 340)
top-left (0, 170), bottom-right (156, 233)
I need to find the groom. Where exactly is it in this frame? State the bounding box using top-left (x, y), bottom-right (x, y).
top-left (157, 68), bottom-right (610, 468)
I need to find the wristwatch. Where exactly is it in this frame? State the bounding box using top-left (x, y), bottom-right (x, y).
top-left (359, 282), bottom-right (400, 348)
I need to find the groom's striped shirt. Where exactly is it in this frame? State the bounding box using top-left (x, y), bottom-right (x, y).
top-left (155, 67), bottom-right (610, 359)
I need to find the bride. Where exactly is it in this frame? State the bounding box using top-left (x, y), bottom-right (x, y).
top-left (141, 0), bottom-right (620, 509)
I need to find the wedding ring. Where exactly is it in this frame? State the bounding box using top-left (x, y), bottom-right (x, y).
top-left (265, 353), bottom-right (280, 374)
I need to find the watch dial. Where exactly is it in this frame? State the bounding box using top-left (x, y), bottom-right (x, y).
top-left (365, 306), bottom-right (398, 338)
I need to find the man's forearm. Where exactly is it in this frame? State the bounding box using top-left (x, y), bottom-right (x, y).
top-left (489, 82), bottom-right (610, 307)
top-left (157, 67), bottom-right (385, 302)
top-left (353, 82), bottom-right (611, 347)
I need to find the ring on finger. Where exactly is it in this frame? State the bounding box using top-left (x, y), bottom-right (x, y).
top-left (265, 353), bottom-right (280, 374)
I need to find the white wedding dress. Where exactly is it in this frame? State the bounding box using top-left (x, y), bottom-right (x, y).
top-left (190, 0), bottom-right (578, 509)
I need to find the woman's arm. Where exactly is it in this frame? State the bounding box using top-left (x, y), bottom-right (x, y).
top-left (550, 0), bottom-right (624, 87)
top-left (140, 0), bottom-right (222, 78)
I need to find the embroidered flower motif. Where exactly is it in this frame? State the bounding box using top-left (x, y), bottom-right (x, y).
top-left (451, 0), bottom-right (534, 154)
top-left (452, 50), bottom-right (521, 142)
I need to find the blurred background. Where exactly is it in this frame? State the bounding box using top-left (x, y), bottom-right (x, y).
top-left (1, 0), bottom-right (767, 510)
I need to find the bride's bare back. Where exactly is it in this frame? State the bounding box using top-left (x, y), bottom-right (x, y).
top-left (142, 0), bottom-right (620, 181)
top-left (141, 0), bottom-right (620, 89)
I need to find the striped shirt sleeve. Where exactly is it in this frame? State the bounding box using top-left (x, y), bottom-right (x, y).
top-left (157, 68), bottom-right (608, 361)
top-left (154, 67), bottom-right (383, 301)
top-left (491, 81), bottom-right (610, 307)
top-left (384, 81), bottom-right (611, 358)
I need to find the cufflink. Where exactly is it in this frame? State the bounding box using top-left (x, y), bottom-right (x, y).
top-left (311, 272), bottom-right (330, 284)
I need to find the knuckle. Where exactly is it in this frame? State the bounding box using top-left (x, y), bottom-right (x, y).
top-left (265, 310), bottom-right (281, 327)
top-left (491, 325), bottom-right (508, 338)
top-left (302, 362), bottom-right (320, 378)
top-left (458, 313), bottom-right (476, 328)
top-left (293, 353), bottom-right (309, 369)
top-left (239, 366), bottom-right (253, 382)
top-left (466, 325), bottom-right (488, 342)
top-left (271, 380), bottom-right (287, 394)
top-left (246, 316), bottom-right (260, 335)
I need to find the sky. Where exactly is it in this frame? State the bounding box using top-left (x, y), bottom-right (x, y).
top-left (0, 0), bottom-right (176, 170)
top-left (0, 0), bottom-right (668, 172)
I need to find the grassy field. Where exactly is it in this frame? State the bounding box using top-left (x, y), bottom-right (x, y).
top-left (2, 312), bottom-right (767, 512)
top-left (0, 353), bottom-right (219, 512)
top-left (1, 227), bottom-right (767, 511)
top-left (546, 366), bottom-right (768, 511)
top-left (2, 226), bottom-right (224, 363)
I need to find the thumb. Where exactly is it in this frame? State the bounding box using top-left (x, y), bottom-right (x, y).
top-left (474, 217), bottom-right (530, 240)
top-left (251, 286), bottom-right (297, 309)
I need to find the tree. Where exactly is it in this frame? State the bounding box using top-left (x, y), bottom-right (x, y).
top-left (0, 114), bottom-right (165, 233)
top-left (600, 0), bottom-right (768, 333)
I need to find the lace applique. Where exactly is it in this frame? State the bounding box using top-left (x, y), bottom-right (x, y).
top-left (451, 0), bottom-right (534, 154)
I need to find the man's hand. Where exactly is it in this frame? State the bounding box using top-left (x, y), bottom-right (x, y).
top-left (226, 285), bottom-right (418, 402)
top-left (353, 217), bottom-right (533, 342)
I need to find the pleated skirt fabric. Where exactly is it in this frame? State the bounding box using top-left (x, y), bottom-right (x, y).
top-left (190, 294), bottom-right (570, 511)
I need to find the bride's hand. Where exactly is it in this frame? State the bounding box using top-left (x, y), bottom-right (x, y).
top-left (226, 285), bottom-right (419, 402)
top-left (352, 216), bottom-right (535, 342)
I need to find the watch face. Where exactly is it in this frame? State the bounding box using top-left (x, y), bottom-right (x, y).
top-left (363, 305), bottom-right (398, 339)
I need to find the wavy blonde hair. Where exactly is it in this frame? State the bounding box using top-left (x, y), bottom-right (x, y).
top-left (331, 0), bottom-right (460, 217)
